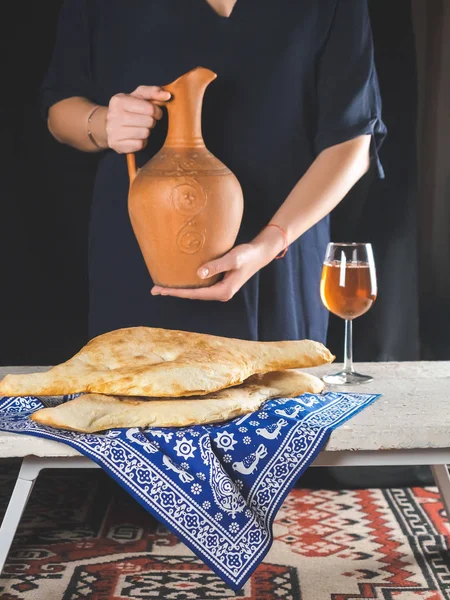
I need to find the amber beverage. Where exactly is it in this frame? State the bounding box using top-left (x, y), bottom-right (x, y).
top-left (320, 243), bottom-right (377, 385)
top-left (320, 261), bottom-right (377, 320)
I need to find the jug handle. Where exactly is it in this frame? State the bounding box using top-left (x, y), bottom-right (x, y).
top-left (127, 154), bottom-right (137, 184)
top-left (126, 97), bottom-right (171, 185)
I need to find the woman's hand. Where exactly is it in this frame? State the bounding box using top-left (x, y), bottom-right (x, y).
top-left (106, 85), bottom-right (171, 154)
top-left (151, 226), bottom-right (286, 301)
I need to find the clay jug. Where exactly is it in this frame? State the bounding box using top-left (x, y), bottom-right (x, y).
top-left (127, 66), bottom-right (244, 288)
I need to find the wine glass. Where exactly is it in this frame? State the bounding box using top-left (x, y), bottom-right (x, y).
top-left (320, 243), bottom-right (377, 385)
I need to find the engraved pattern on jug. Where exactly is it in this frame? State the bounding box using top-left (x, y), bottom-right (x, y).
top-left (171, 179), bottom-right (207, 254)
top-left (148, 152), bottom-right (230, 177)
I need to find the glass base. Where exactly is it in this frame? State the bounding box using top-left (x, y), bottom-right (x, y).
top-left (322, 370), bottom-right (373, 386)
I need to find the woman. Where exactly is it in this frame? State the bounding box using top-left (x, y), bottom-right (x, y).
top-left (41, 0), bottom-right (386, 343)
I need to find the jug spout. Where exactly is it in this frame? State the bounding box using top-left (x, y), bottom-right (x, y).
top-left (163, 67), bottom-right (217, 149)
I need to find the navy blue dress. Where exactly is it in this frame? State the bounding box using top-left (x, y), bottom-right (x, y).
top-left (41, 0), bottom-right (386, 343)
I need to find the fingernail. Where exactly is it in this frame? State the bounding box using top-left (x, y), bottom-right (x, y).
top-left (199, 268), bottom-right (209, 279)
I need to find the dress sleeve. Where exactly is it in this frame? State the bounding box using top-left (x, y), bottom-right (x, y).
top-left (315, 0), bottom-right (387, 178)
top-left (39, 0), bottom-right (93, 117)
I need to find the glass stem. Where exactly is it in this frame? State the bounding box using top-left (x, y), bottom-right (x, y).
top-left (344, 319), bottom-right (354, 374)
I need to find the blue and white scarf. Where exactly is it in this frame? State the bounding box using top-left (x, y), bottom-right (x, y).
top-left (0, 391), bottom-right (379, 590)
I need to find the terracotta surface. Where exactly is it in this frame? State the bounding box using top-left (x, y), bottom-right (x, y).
top-left (127, 67), bottom-right (244, 288)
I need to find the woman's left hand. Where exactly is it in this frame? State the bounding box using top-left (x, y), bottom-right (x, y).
top-left (151, 226), bottom-right (286, 302)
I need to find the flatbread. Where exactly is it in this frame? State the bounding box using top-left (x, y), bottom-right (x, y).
top-left (31, 370), bottom-right (325, 432)
top-left (0, 327), bottom-right (334, 398)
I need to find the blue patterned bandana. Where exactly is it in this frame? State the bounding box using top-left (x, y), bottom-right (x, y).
top-left (0, 392), bottom-right (379, 590)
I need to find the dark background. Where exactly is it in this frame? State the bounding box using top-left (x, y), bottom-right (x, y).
top-left (0, 0), bottom-right (448, 366)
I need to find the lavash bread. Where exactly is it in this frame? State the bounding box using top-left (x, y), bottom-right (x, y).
top-left (0, 327), bottom-right (334, 398)
top-left (31, 370), bottom-right (325, 432)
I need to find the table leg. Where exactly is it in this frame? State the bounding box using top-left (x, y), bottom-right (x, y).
top-left (0, 457), bottom-right (44, 574)
top-left (431, 465), bottom-right (450, 520)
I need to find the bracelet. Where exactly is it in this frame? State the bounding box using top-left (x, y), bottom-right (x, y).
top-left (266, 223), bottom-right (289, 259)
top-left (87, 105), bottom-right (103, 149)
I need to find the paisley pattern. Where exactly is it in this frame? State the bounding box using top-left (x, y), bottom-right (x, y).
top-left (0, 391), bottom-right (379, 590)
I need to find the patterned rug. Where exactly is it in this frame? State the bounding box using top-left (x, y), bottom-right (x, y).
top-left (0, 464), bottom-right (449, 600)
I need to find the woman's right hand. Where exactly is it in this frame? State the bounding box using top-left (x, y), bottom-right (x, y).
top-left (106, 86), bottom-right (171, 154)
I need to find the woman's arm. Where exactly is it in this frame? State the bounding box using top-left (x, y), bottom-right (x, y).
top-left (47, 86), bottom-right (171, 153)
top-left (152, 134), bottom-right (371, 301)
top-left (262, 134), bottom-right (371, 247)
top-left (48, 97), bottom-right (108, 152)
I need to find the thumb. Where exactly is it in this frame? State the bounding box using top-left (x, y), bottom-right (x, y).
top-left (131, 85), bottom-right (171, 102)
top-left (198, 249), bottom-right (243, 279)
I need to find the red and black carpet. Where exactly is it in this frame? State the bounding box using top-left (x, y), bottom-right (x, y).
top-left (0, 465), bottom-right (449, 599)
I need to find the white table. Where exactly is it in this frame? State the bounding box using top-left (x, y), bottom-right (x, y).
top-left (1, 361), bottom-right (450, 574)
